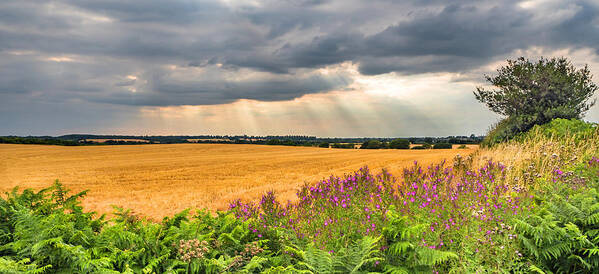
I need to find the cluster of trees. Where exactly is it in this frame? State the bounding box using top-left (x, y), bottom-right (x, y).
top-left (0, 136), bottom-right (80, 146)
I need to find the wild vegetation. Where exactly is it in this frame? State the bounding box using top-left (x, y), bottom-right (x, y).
top-left (1, 119), bottom-right (598, 273)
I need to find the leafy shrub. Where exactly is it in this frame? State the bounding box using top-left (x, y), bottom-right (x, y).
top-left (361, 140), bottom-right (382, 149)
top-left (389, 139), bottom-right (410, 149)
top-left (457, 144), bottom-right (468, 149)
top-left (432, 143), bottom-right (452, 149)
top-left (481, 116), bottom-right (526, 147)
top-left (521, 118), bottom-right (597, 141)
top-left (318, 142), bottom-right (330, 148)
top-left (485, 118), bottom-right (597, 147)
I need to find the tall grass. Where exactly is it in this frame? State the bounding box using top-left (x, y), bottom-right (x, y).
top-left (474, 119), bottom-right (599, 190)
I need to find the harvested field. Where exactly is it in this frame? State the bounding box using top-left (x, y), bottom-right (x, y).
top-left (0, 143), bottom-right (476, 219)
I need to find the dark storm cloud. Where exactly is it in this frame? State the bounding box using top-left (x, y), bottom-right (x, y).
top-left (0, 0), bottom-right (598, 108)
top-left (91, 68), bottom-right (352, 106)
top-left (271, 1), bottom-right (599, 75)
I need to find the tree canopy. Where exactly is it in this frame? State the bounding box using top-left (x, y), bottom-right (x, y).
top-left (389, 138), bottom-right (410, 149)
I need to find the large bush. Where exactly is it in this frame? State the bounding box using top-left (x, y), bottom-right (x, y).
top-left (432, 143), bottom-right (452, 149)
top-left (389, 139), bottom-right (410, 149)
top-left (475, 57), bottom-right (597, 146)
top-left (523, 118), bottom-right (597, 140)
top-left (484, 118), bottom-right (598, 147)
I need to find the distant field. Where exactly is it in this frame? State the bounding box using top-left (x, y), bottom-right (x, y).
top-left (0, 143), bottom-right (476, 219)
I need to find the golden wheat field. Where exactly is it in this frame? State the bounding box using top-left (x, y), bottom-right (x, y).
top-left (0, 143), bottom-right (476, 219)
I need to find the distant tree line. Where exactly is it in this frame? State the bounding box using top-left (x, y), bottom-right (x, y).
top-left (0, 136), bottom-right (80, 146)
top-left (359, 139), bottom-right (457, 150)
top-left (0, 134), bottom-right (482, 147)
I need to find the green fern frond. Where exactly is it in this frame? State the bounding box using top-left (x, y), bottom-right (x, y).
top-left (415, 248), bottom-right (458, 266)
top-left (528, 264), bottom-right (547, 274)
top-left (242, 256), bottom-right (269, 272)
top-left (142, 254), bottom-right (169, 273)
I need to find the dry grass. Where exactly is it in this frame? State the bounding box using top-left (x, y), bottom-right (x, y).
top-left (0, 143), bottom-right (475, 219)
top-left (472, 128), bottom-right (599, 188)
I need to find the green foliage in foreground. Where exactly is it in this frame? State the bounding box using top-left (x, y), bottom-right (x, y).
top-left (0, 183), bottom-right (403, 273)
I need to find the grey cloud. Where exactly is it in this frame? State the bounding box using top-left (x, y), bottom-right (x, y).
top-left (64, 0), bottom-right (226, 24)
top-left (115, 79), bottom-right (136, 87)
top-left (0, 0), bottom-right (598, 110)
top-left (271, 0), bottom-right (599, 75)
top-left (92, 68), bottom-right (353, 106)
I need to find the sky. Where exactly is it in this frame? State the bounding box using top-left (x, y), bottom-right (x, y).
top-left (1, 0), bottom-right (599, 137)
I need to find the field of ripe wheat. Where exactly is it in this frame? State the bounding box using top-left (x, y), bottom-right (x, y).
top-left (0, 143), bottom-right (475, 219)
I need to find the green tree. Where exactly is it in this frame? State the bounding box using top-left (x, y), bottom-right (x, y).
top-left (266, 139), bottom-right (281, 145)
top-left (432, 143), bottom-right (452, 149)
top-left (361, 140), bottom-right (382, 149)
top-left (474, 57), bottom-right (597, 145)
top-left (389, 139), bottom-right (410, 149)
